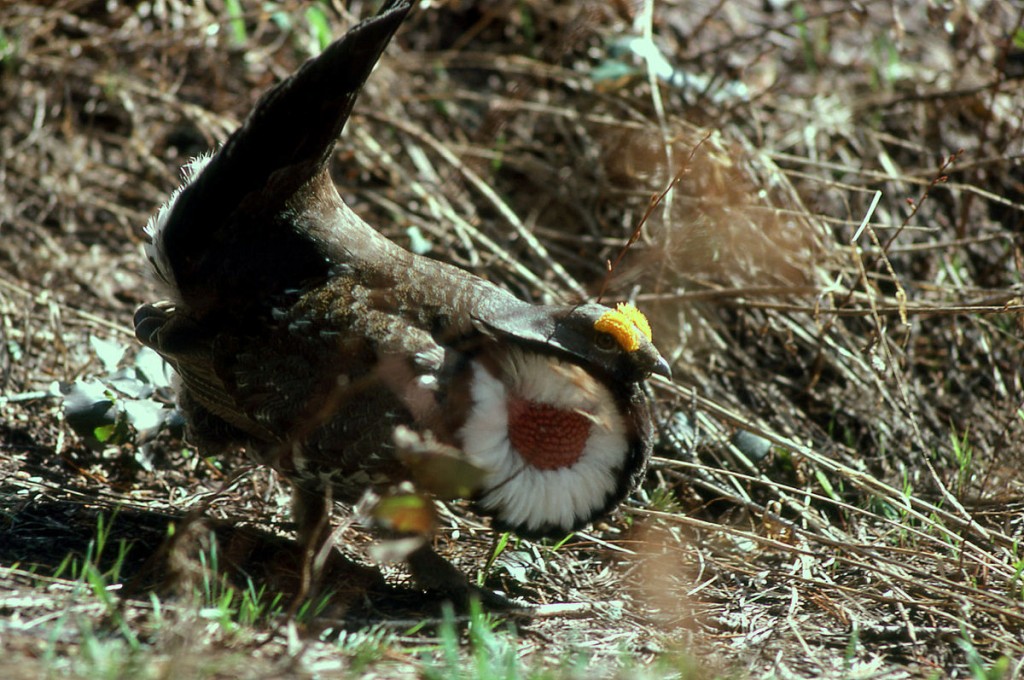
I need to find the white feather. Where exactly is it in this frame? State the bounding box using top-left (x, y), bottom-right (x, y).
top-left (459, 348), bottom-right (629, 534)
top-left (143, 153), bottom-right (214, 293)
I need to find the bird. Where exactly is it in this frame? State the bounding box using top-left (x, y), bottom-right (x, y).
top-left (134, 0), bottom-right (669, 602)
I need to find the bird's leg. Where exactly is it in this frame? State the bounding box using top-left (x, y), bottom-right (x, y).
top-left (405, 542), bottom-right (517, 610)
top-left (292, 482), bottom-right (332, 606)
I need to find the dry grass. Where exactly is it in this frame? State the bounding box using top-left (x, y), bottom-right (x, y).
top-left (2, 0), bottom-right (1023, 677)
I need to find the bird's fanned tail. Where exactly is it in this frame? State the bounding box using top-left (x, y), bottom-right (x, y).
top-left (147, 1), bottom-right (412, 307)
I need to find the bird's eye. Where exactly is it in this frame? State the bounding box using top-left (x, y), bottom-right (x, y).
top-left (595, 332), bottom-right (618, 351)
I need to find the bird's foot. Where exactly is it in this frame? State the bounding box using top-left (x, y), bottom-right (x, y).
top-left (406, 544), bottom-right (523, 611)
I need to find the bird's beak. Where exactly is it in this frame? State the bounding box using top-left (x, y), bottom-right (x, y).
top-left (651, 355), bottom-right (672, 381)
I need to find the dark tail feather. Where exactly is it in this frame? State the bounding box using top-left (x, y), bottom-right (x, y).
top-left (153, 2), bottom-right (411, 306)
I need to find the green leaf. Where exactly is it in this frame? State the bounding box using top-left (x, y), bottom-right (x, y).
top-left (394, 426), bottom-right (486, 499)
top-left (373, 492), bottom-right (436, 535)
top-left (305, 5), bottom-right (332, 55)
top-left (93, 424), bottom-right (116, 443)
top-left (224, 0), bottom-right (247, 45)
top-left (816, 470), bottom-right (840, 501)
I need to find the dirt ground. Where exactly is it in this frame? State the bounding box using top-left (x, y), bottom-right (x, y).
top-left (1, 1), bottom-right (1023, 677)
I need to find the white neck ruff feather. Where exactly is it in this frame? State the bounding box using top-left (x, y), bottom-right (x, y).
top-left (459, 348), bottom-right (629, 535)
